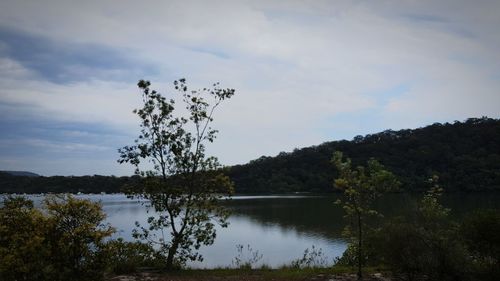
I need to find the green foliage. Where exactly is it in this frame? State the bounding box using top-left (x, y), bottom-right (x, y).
top-left (461, 209), bottom-right (500, 280)
top-left (372, 220), bottom-right (468, 281)
top-left (332, 151), bottom-right (399, 280)
top-left (227, 117), bottom-right (500, 193)
top-left (44, 195), bottom-right (115, 281)
top-left (332, 151), bottom-right (400, 218)
top-left (0, 172), bottom-right (141, 193)
top-left (119, 79), bottom-right (235, 269)
top-left (334, 242), bottom-right (379, 268)
top-left (105, 238), bottom-right (161, 274)
top-left (461, 209), bottom-right (500, 260)
top-left (371, 180), bottom-right (470, 281)
top-left (0, 197), bottom-right (49, 281)
top-left (0, 195), bottom-right (114, 281)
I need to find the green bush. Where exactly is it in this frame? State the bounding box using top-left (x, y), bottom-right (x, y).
top-left (0, 197), bottom-right (49, 281)
top-left (461, 209), bottom-right (500, 281)
top-left (371, 219), bottom-right (468, 281)
top-left (0, 195), bottom-right (114, 281)
top-left (44, 195), bottom-right (115, 281)
top-left (106, 238), bottom-right (161, 274)
top-left (369, 185), bottom-right (469, 281)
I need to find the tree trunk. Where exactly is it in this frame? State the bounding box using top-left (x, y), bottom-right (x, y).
top-left (166, 238), bottom-right (179, 270)
top-left (357, 213), bottom-right (363, 281)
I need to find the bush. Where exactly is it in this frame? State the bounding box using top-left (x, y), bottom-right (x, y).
top-left (44, 195), bottom-right (115, 281)
top-left (0, 195), bottom-right (114, 281)
top-left (334, 234), bottom-right (380, 268)
top-left (0, 197), bottom-right (49, 281)
top-left (461, 209), bottom-right (500, 281)
top-left (371, 219), bottom-right (468, 281)
top-left (369, 185), bottom-right (469, 281)
top-left (106, 238), bottom-right (161, 274)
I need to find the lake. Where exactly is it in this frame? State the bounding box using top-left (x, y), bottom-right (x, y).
top-left (5, 193), bottom-right (500, 268)
top-left (90, 194), bottom-right (348, 268)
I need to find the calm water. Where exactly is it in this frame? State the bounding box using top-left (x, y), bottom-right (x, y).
top-left (100, 195), bottom-right (348, 268)
top-left (4, 193), bottom-right (500, 268)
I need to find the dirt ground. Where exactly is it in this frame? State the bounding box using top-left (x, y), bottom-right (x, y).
top-left (109, 272), bottom-right (392, 281)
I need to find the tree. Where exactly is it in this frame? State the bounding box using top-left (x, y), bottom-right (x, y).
top-left (45, 195), bottom-right (115, 281)
top-left (118, 79), bottom-right (235, 269)
top-left (332, 151), bottom-right (399, 280)
top-left (0, 197), bottom-right (48, 281)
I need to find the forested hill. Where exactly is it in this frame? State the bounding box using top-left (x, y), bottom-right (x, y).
top-left (0, 173), bottom-right (142, 194)
top-left (0, 118), bottom-right (499, 194)
top-left (226, 117), bottom-right (500, 193)
top-left (1, 171), bottom-right (40, 177)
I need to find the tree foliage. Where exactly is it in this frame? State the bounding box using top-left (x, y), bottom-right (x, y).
top-left (0, 172), bottom-right (140, 194)
top-left (44, 195), bottom-right (114, 281)
top-left (371, 178), bottom-right (471, 281)
top-left (460, 209), bottom-right (500, 280)
top-left (332, 151), bottom-right (399, 280)
top-left (105, 238), bottom-right (161, 274)
top-left (0, 197), bottom-right (48, 281)
top-left (228, 117), bottom-right (500, 193)
top-left (118, 79), bottom-right (235, 269)
top-left (0, 195), bottom-right (114, 281)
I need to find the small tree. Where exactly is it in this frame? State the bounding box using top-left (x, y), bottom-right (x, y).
top-left (45, 195), bottom-right (115, 281)
top-left (332, 151), bottom-right (399, 280)
top-left (118, 79), bottom-right (235, 269)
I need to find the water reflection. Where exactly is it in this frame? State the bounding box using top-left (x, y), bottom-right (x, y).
top-left (224, 196), bottom-right (346, 239)
top-left (102, 195), bottom-right (347, 268)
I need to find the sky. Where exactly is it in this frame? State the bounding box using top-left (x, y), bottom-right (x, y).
top-left (0, 0), bottom-right (499, 176)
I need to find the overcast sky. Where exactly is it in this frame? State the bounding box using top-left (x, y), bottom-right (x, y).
top-left (0, 0), bottom-right (499, 176)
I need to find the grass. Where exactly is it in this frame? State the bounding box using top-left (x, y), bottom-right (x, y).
top-left (122, 265), bottom-right (390, 280)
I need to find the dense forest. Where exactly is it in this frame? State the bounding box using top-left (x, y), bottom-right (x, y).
top-left (0, 173), bottom-right (141, 194)
top-left (228, 117), bottom-right (500, 193)
top-left (1, 117), bottom-right (499, 194)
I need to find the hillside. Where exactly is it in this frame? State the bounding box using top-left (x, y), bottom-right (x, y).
top-left (0, 173), bottom-right (141, 194)
top-left (1, 117), bottom-right (499, 194)
top-left (226, 117), bottom-right (500, 193)
top-left (1, 171), bottom-right (40, 177)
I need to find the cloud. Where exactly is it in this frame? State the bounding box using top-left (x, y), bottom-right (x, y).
top-left (0, 0), bottom-right (499, 175)
top-left (0, 26), bottom-right (157, 84)
top-left (0, 116), bottom-right (134, 176)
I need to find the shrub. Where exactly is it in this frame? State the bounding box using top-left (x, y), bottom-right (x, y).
top-left (44, 195), bottom-right (115, 281)
top-left (232, 244), bottom-right (263, 269)
top-left (461, 209), bottom-right (500, 281)
top-left (0, 195), bottom-right (114, 281)
top-left (290, 246), bottom-right (329, 268)
top-left (0, 197), bottom-right (49, 281)
top-left (370, 184), bottom-right (469, 281)
top-left (106, 238), bottom-right (161, 274)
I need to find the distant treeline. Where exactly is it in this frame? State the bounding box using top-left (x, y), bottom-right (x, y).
top-left (0, 173), bottom-right (142, 194)
top-left (1, 117), bottom-right (499, 194)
